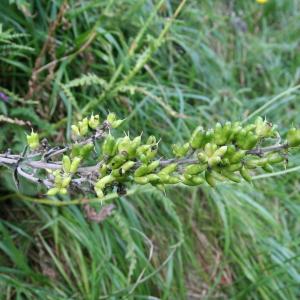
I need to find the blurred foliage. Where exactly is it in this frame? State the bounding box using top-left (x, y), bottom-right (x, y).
top-left (0, 0), bottom-right (300, 299)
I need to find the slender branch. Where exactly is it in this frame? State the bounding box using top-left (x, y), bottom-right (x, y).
top-left (17, 166), bottom-right (52, 187)
top-left (246, 143), bottom-right (288, 155)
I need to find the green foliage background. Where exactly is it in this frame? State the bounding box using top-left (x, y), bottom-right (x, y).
top-left (0, 0), bottom-right (300, 299)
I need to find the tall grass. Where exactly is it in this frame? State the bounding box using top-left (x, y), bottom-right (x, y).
top-left (0, 0), bottom-right (300, 299)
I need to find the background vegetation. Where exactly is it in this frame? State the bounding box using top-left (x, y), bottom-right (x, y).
top-left (0, 0), bottom-right (300, 299)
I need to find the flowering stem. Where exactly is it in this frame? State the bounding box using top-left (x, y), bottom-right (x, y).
top-left (0, 142), bottom-right (289, 187)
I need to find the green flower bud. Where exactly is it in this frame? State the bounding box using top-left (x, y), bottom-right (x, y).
top-left (146, 135), bottom-right (156, 145)
top-left (211, 170), bottom-right (226, 182)
top-left (134, 176), bottom-right (149, 185)
top-left (95, 187), bottom-right (104, 199)
top-left (59, 188), bottom-right (68, 195)
top-left (192, 176), bottom-right (205, 185)
top-left (190, 126), bottom-right (205, 149)
top-left (184, 164), bottom-right (206, 176)
top-left (102, 134), bottom-right (117, 157)
top-left (53, 170), bottom-right (61, 177)
top-left (95, 175), bottom-right (115, 189)
top-left (205, 171), bottom-right (216, 187)
top-left (183, 174), bottom-right (205, 186)
top-left (71, 143), bottom-right (81, 158)
top-left (70, 157), bottom-right (81, 173)
top-left (204, 129), bottom-right (214, 144)
top-left (120, 161), bottom-right (136, 172)
top-left (213, 122), bottom-right (232, 145)
top-left (256, 158), bottom-right (269, 167)
top-left (109, 153), bottom-right (127, 169)
top-left (244, 159), bottom-right (258, 169)
top-left (222, 170), bottom-right (241, 183)
top-left (240, 167), bottom-right (252, 182)
top-left (80, 143), bottom-right (94, 158)
top-left (107, 113), bottom-right (124, 128)
top-left (71, 125), bottom-right (80, 139)
top-left (111, 120), bottom-right (124, 128)
top-left (167, 176), bottom-right (181, 184)
top-left (62, 155), bottom-right (71, 173)
top-left (158, 174), bottom-right (171, 184)
top-left (88, 114), bottom-right (100, 129)
top-left (145, 174), bottom-right (160, 183)
top-left (26, 131), bottom-right (39, 150)
top-left (244, 124), bottom-right (256, 133)
top-left (107, 112), bottom-right (117, 124)
top-left (287, 128), bottom-right (300, 147)
top-left (214, 146), bottom-right (228, 157)
top-left (54, 172), bottom-right (62, 185)
top-left (262, 163), bottom-right (273, 173)
top-left (136, 144), bottom-right (151, 157)
top-left (148, 160), bottom-right (160, 172)
top-left (207, 156), bottom-right (221, 167)
top-left (112, 161), bottom-right (135, 177)
top-left (227, 162), bottom-right (242, 172)
top-left (127, 135), bottom-right (142, 158)
top-left (99, 164), bottom-right (108, 176)
top-left (134, 164), bottom-right (150, 177)
top-left (255, 117), bottom-right (276, 138)
top-left (230, 150), bottom-right (246, 163)
top-left (267, 153), bottom-right (284, 164)
top-left (47, 187), bottom-right (59, 196)
top-left (197, 152), bottom-right (208, 163)
top-left (144, 145), bottom-right (158, 163)
top-left (236, 131), bottom-right (258, 150)
top-left (61, 176), bottom-right (71, 188)
top-left (78, 118), bottom-right (89, 136)
top-left (224, 145), bottom-right (236, 157)
top-left (204, 143), bottom-right (218, 157)
top-left (158, 163), bottom-right (178, 175)
top-left (172, 143), bottom-right (190, 158)
top-left (111, 168), bottom-right (124, 178)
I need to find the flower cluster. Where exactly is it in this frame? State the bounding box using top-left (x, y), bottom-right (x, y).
top-left (1, 113), bottom-right (300, 200)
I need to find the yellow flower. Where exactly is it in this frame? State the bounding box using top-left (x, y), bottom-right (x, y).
top-left (256, 0), bottom-right (268, 4)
